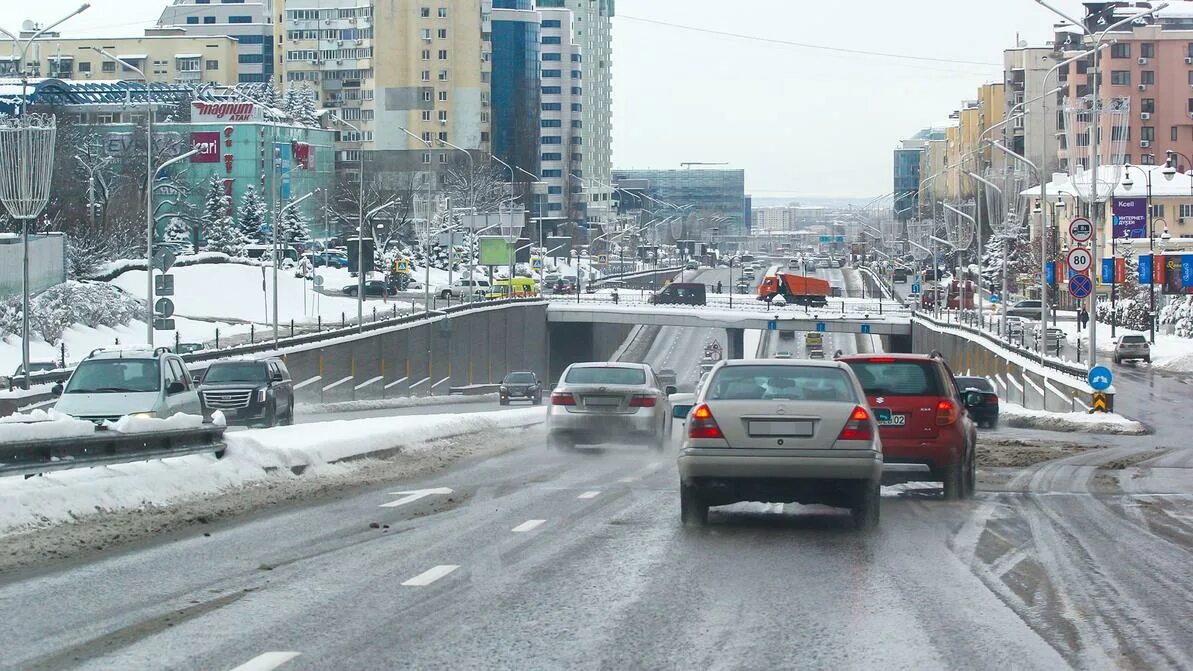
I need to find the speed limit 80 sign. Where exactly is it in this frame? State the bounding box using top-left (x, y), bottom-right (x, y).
top-left (1067, 247), bottom-right (1093, 273)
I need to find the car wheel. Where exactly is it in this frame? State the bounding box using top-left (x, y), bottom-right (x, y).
top-left (440, 290), bottom-right (451, 299)
top-left (942, 459), bottom-right (966, 500)
top-left (548, 432), bottom-right (572, 451)
top-left (963, 444), bottom-right (977, 498)
top-left (680, 484), bottom-right (708, 527)
top-left (851, 481), bottom-right (880, 531)
top-left (1145, 356), bottom-right (1152, 363)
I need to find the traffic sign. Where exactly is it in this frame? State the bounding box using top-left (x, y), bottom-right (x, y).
top-left (1091, 392), bottom-right (1111, 413)
top-left (1067, 247), bottom-right (1093, 273)
top-left (1088, 365), bottom-right (1113, 391)
top-left (152, 246), bottom-right (177, 273)
top-left (154, 274), bottom-right (175, 297)
top-left (531, 257), bottom-right (543, 271)
top-left (1069, 217), bottom-right (1093, 243)
top-left (990, 294), bottom-right (1000, 304)
top-left (819, 236), bottom-right (831, 243)
top-left (154, 297), bottom-right (175, 319)
top-left (597, 254), bottom-right (609, 266)
top-left (767, 319), bottom-right (778, 331)
top-left (707, 341), bottom-right (722, 351)
top-left (394, 258), bottom-right (409, 273)
top-left (313, 275), bottom-right (324, 288)
top-left (911, 282), bottom-right (922, 295)
top-left (815, 322), bottom-right (827, 333)
top-left (153, 318), bottom-right (175, 331)
top-left (860, 324), bottom-right (871, 334)
top-left (1069, 274), bottom-right (1093, 299)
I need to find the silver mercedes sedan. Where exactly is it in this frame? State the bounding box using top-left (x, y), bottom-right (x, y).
top-left (546, 362), bottom-right (675, 451)
top-left (676, 359), bottom-right (883, 529)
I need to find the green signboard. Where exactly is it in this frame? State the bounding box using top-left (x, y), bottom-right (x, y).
top-left (479, 236), bottom-right (513, 266)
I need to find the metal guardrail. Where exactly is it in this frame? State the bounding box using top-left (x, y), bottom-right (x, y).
top-left (913, 311), bottom-right (1088, 381)
top-left (588, 266), bottom-right (683, 285)
top-left (544, 293), bottom-right (909, 316)
top-left (0, 425), bottom-right (228, 478)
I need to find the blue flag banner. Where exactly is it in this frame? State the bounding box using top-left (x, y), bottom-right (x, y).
top-left (1183, 255), bottom-right (1193, 288)
top-left (1139, 254), bottom-right (1153, 284)
top-left (1046, 261), bottom-right (1056, 285)
top-left (1102, 258), bottom-right (1116, 284)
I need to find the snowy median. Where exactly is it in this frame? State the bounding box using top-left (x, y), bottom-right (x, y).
top-left (998, 402), bottom-right (1146, 435)
top-left (0, 407), bottom-right (545, 539)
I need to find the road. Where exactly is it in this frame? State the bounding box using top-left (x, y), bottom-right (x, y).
top-left (5, 259), bottom-right (1192, 669)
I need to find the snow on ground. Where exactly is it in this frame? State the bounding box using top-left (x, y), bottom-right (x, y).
top-left (999, 402), bottom-right (1146, 435)
top-left (298, 393), bottom-right (500, 414)
top-left (0, 406), bottom-right (545, 537)
top-left (1048, 320), bottom-right (1193, 373)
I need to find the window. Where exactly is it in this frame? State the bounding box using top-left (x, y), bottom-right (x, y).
top-left (571, 54), bottom-right (581, 62)
top-left (437, 28), bottom-right (448, 39)
top-left (1187, 98), bottom-right (1193, 115)
top-left (102, 61), bottom-right (116, 73)
top-left (1111, 42), bottom-right (1131, 58)
top-left (1111, 70), bottom-right (1131, 86)
top-left (186, 16), bottom-right (199, 24)
top-left (542, 102), bottom-right (562, 111)
top-left (420, 7), bottom-right (430, 17)
top-left (438, 132), bottom-right (448, 142)
top-left (1141, 153), bottom-right (1156, 165)
top-left (1142, 98), bottom-right (1155, 113)
top-left (571, 120), bottom-right (582, 128)
top-left (421, 49), bottom-right (431, 60)
top-left (438, 7), bottom-right (448, 18)
top-left (708, 366), bottom-right (857, 402)
top-left (543, 36), bottom-right (561, 45)
top-left (1175, 126), bottom-right (1181, 141)
top-left (542, 169), bottom-right (562, 178)
top-left (238, 54), bottom-right (264, 63)
top-left (1142, 126), bottom-right (1155, 142)
top-left (203, 16), bottom-right (216, 24)
top-left (438, 90), bottom-right (448, 101)
top-left (421, 28), bottom-right (432, 40)
top-left (1142, 70), bottom-right (1155, 85)
top-left (542, 119), bottom-right (562, 127)
top-left (548, 202), bottom-right (563, 211)
top-left (229, 15), bottom-right (252, 23)
top-left (571, 86), bottom-right (582, 95)
top-left (421, 70), bottom-right (431, 81)
top-left (571, 137), bottom-right (583, 145)
top-left (843, 360), bottom-right (943, 397)
top-left (542, 19), bottom-right (561, 28)
top-left (542, 135), bottom-right (562, 144)
top-left (440, 153), bottom-right (448, 164)
top-left (438, 49), bottom-right (448, 60)
top-left (565, 366), bottom-right (646, 385)
top-left (177, 56), bottom-right (201, 72)
top-left (438, 110), bottom-right (448, 122)
top-left (571, 152), bottom-right (583, 162)
top-left (422, 88), bottom-right (433, 101)
top-left (1181, 203), bottom-right (1193, 218)
top-left (543, 53), bottom-right (561, 61)
top-left (571, 70), bottom-right (581, 79)
top-left (1151, 204), bottom-right (1164, 219)
top-left (542, 69), bottom-right (561, 78)
top-left (1141, 43), bottom-right (1155, 59)
top-left (548, 186), bottom-right (562, 194)
top-left (438, 69), bottom-right (448, 81)
top-left (422, 131), bottom-right (432, 142)
top-left (78, 61), bottom-right (91, 72)
top-left (422, 152), bottom-right (431, 164)
top-left (542, 152), bottom-right (562, 161)
top-left (542, 86), bottom-right (561, 94)
top-left (571, 103), bottom-right (582, 112)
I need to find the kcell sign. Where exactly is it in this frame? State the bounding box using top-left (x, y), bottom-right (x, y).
top-left (1112, 197), bottom-right (1148, 239)
top-left (190, 131), bottom-right (221, 163)
top-left (191, 101), bottom-right (262, 123)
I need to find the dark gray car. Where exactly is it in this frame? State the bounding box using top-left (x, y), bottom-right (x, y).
top-left (500, 371), bottom-right (543, 405)
top-left (198, 358), bottom-right (294, 427)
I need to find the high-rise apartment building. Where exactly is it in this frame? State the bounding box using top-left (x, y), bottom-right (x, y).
top-left (0, 30), bottom-right (240, 84)
top-left (537, 0), bottom-right (613, 225)
top-left (538, 7), bottom-right (583, 225)
top-left (281, 0), bottom-right (487, 184)
top-left (1003, 46), bottom-right (1061, 179)
top-left (157, 1), bottom-right (276, 83)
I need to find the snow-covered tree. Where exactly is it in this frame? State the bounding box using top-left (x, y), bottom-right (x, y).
top-left (277, 196), bottom-right (312, 246)
top-left (161, 216), bottom-right (191, 246)
top-left (201, 175), bottom-right (246, 255)
top-left (284, 85), bottom-right (319, 126)
top-left (237, 186), bottom-right (267, 242)
top-left (1097, 240), bottom-right (1152, 331)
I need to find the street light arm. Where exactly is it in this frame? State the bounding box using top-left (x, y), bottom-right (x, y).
top-left (365, 197), bottom-right (400, 221)
top-left (154, 147), bottom-right (201, 178)
top-left (1035, 0), bottom-right (1089, 34)
top-left (281, 189), bottom-right (319, 216)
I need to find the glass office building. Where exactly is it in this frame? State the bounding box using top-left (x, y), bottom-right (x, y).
top-left (491, 0), bottom-right (542, 181)
top-left (613, 168), bottom-right (749, 236)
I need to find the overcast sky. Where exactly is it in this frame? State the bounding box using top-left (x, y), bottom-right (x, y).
top-left (3, 0), bottom-right (1095, 198)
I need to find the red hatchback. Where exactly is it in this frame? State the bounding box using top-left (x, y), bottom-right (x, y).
top-left (836, 354), bottom-right (977, 499)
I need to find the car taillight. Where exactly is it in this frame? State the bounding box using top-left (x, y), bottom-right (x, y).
top-left (551, 392), bottom-right (576, 406)
top-left (983, 394), bottom-right (999, 406)
top-left (837, 406), bottom-right (873, 441)
top-left (688, 404), bottom-right (723, 439)
top-left (936, 399), bottom-right (958, 426)
top-left (629, 395), bottom-right (656, 408)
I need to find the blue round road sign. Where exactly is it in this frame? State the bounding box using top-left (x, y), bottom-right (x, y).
top-left (1069, 274), bottom-right (1093, 299)
top-left (990, 294), bottom-right (1000, 304)
top-left (1088, 365), bottom-right (1113, 391)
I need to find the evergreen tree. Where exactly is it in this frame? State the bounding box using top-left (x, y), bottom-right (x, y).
top-left (237, 186), bottom-right (267, 242)
top-left (201, 175), bottom-right (246, 255)
top-left (277, 196), bottom-right (312, 246)
top-left (162, 216), bottom-right (191, 247)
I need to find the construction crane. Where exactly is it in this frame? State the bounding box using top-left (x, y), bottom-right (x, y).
top-left (680, 162), bottom-right (729, 169)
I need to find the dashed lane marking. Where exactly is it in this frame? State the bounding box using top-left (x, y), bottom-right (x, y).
top-left (511, 519), bottom-right (546, 533)
top-left (229, 652), bottom-right (301, 671)
top-left (401, 564), bottom-right (460, 586)
top-left (577, 491), bottom-right (601, 499)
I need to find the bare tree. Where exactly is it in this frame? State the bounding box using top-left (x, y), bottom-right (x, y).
top-left (442, 163), bottom-right (516, 215)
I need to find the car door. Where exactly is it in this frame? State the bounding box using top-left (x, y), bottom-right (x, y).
top-left (168, 358), bottom-right (202, 416)
top-left (269, 361), bottom-right (293, 415)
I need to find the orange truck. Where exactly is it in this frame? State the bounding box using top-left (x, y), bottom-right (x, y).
top-left (757, 272), bottom-right (831, 307)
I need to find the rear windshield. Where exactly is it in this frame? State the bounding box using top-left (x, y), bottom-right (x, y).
top-left (565, 367), bottom-right (647, 386)
top-left (504, 372), bottom-right (535, 383)
top-left (65, 359), bottom-right (161, 394)
top-left (1121, 335), bottom-right (1147, 344)
top-left (955, 377), bottom-right (994, 393)
top-left (708, 365), bottom-right (858, 402)
top-left (844, 360), bottom-right (943, 397)
top-left (204, 362), bottom-right (268, 384)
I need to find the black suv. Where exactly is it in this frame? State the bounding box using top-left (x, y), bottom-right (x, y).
top-left (500, 371), bottom-right (543, 405)
top-left (197, 358), bottom-right (295, 427)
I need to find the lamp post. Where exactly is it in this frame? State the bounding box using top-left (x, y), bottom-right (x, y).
top-left (930, 235), bottom-right (962, 322)
top-left (943, 202), bottom-right (981, 322)
top-left (908, 240), bottom-right (935, 315)
top-left (967, 171), bottom-right (1009, 334)
top-left (1119, 165), bottom-right (1154, 340)
top-left (396, 127), bottom-right (434, 313)
top-left (92, 47), bottom-right (157, 345)
top-left (274, 189), bottom-right (318, 343)
top-left (992, 139), bottom-right (1049, 346)
top-left (1035, 1), bottom-right (1167, 366)
top-left (330, 115), bottom-right (369, 329)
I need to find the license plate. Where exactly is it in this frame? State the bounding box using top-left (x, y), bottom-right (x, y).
top-left (584, 395), bottom-right (621, 407)
top-left (874, 409), bottom-right (906, 427)
top-left (748, 420), bottom-right (814, 437)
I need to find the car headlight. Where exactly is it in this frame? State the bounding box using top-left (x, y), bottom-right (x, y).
top-left (257, 388), bottom-right (268, 403)
top-left (500, 386), bottom-right (508, 392)
top-left (131, 411), bottom-right (155, 419)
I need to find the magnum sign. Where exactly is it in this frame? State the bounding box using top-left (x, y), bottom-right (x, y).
top-left (191, 131), bottom-right (221, 163)
top-left (191, 101), bottom-right (262, 123)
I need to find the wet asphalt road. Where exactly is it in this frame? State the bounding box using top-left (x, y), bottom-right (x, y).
top-left (4, 262), bottom-right (1192, 669)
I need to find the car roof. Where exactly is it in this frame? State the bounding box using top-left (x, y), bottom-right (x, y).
top-left (835, 353), bottom-right (940, 362)
top-left (718, 358), bottom-right (851, 371)
top-left (86, 347), bottom-right (169, 361)
top-left (568, 362), bottom-right (650, 370)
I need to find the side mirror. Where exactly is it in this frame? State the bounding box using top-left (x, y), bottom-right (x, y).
top-left (192, 374), bottom-right (202, 385)
top-left (51, 382), bottom-right (64, 397)
top-left (167, 381), bottom-right (186, 395)
top-left (271, 372), bottom-right (284, 383)
top-left (665, 385), bottom-right (678, 396)
top-left (964, 391), bottom-right (983, 408)
top-left (672, 404), bottom-right (693, 419)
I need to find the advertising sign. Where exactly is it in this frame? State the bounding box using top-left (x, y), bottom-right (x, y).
top-left (1139, 254), bottom-right (1153, 284)
top-left (1184, 255), bottom-right (1193, 288)
top-left (190, 131), bottom-right (221, 163)
top-left (545, 236), bottom-right (572, 257)
top-left (478, 236), bottom-right (513, 266)
top-left (191, 101), bottom-right (262, 123)
top-left (275, 143), bottom-right (293, 199)
top-left (1045, 261), bottom-right (1056, 285)
top-left (1163, 255), bottom-right (1187, 294)
top-left (1112, 197), bottom-right (1148, 239)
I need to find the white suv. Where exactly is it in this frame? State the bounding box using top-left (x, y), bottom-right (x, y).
top-left (54, 348), bottom-right (203, 424)
top-left (437, 278), bottom-right (491, 300)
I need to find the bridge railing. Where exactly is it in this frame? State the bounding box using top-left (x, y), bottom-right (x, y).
top-left (544, 292), bottom-right (909, 317)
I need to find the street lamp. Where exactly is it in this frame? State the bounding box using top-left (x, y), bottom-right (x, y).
top-left (92, 47), bottom-right (157, 345)
top-left (330, 114), bottom-right (370, 327)
top-left (992, 139), bottom-right (1050, 344)
top-left (943, 202), bottom-right (981, 323)
top-left (274, 189), bottom-right (318, 343)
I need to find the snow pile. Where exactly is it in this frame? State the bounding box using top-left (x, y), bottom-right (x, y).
top-left (0, 409), bottom-right (96, 442)
top-left (999, 402), bottom-right (1146, 435)
top-left (105, 412), bottom-right (208, 434)
top-left (0, 281), bottom-right (142, 342)
top-left (0, 407), bottom-right (545, 536)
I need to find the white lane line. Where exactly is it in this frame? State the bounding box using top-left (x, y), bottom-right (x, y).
top-left (511, 519), bottom-right (546, 533)
top-left (379, 487), bottom-right (453, 508)
top-left (229, 651), bottom-right (300, 671)
top-left (401, 564), bottom-right (460, 586)
top-left (577, 491), bottom-right (600, 499)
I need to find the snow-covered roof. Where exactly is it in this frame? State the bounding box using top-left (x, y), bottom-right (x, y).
top-left (174, 53), bottom-right (202, 59)
top-left (1021, 165), bottom-right (1193, 200)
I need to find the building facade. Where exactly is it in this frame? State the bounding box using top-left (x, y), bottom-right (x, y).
top-left (3, 33), bottom-right (239, 84)
top-left (613, 168), bottom-right (747, 237)
top-left (538, 7), bottom-right (583, 226)
top-left (1004, 46), bottom-right (1060, 179)
top-left (537, 0), bottom-right (613, 225)
top-left (156, 1), bottom-right (276, 83)
top-left (490, 0), bottom-right (541, 183)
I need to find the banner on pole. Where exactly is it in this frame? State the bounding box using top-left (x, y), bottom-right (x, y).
top-left (1112, 197), bottom-right (1148, 238)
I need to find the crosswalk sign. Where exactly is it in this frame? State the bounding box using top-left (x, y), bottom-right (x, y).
top-left (531, 257), bottom-right (543, 270)
top-left (394, 258), bottom-right (409, 273)
top-left (597, 254), bottom-right (609, 266)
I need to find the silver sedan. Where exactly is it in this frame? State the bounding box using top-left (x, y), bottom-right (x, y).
top-left (677, 359), bottom-right (882, 529)
top-left (546, 362), bottom-right (675, 451)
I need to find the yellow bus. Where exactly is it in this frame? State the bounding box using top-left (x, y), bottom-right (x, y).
top-left (486, 277), bottom-right (538, 299)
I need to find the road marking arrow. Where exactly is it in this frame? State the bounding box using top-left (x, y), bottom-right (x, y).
top-left (379, 487), bottom-right (453, 508)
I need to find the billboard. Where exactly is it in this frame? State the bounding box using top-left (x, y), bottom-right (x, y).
top-left (346, 237), bottom-right (375, 274)
top-left (190, 131), bottom-right (221, 163)
top-left (479, 236), bottom-right (513, 266)
top-left (1112, 197), bottom-right (1147, 239)
top-left (191, 101), bottom-right (262, 123)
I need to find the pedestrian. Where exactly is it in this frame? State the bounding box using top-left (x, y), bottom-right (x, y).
top-left (611, 288), bottom-right (619, 304)
top-left (1078, 307), bottom-right (1089, 330)
top-left (764, 291), bottom-right (775, 311)
top-left (716, 280), bottom-right (723, 294)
